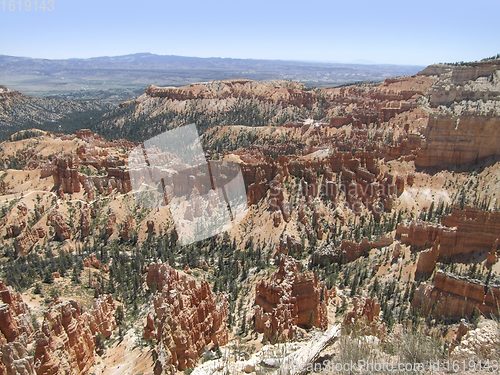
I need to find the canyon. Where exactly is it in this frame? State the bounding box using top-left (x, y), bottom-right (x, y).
top-left (0, 57), bottom-right (499, 374)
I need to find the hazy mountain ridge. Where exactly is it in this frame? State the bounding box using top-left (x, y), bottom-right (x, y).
top-left (0, 53), bottom-right (423, 101)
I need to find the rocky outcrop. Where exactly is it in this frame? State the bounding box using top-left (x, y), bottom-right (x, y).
top-left (276, 233), bottom-right (303, 256)
top-left (398, 207), bottom-right (500, 266)
top-left (451, 320), bottom-right (500, 360)
top-left (415, 114), bottom-right (500, 168)
top-left (487, 240), bottom-right (498, 265)
top-left (396, 222), bottom-right (445, 249)
top-left (420, 60), bottom-right (500, 106)
top-left (1, 335), bottom-right (36, 375)
top-left (35, 295), bottom-right (116, 375)
top-left (120, 215), bottom-right (136, 242)
top-left (83, 254), bottom-right (101, 269)
top-left (105, 214), bottom-right (116, 236)
top-left (0, 282), bottom-right (35, 344)
top-left (440, 207), bottom-right (500, 259)
top-left (415, 241), bottom-right (440, 278)
top-left (0, 282), bottom-right (36, 375)
top-left (340, 238), bottom-right (371, 262)
top-left (147, 220), bottom-right (155, 233)
top-left (254, 256), bottom-right (328, 343)
top-left (52, 156), bottom-right (81, 195)
top-left (145, 263), bottom-right (229, 372)
top-left (313, 235), bottom-right (392, 265)
top-left (80, 205), bottom-right (91, 237)
top-left (412, 271), bottom-right (500, 320)
top-left (5, 217), bottom-right (26, 239)
top-left (144, 314), bottom-right (156, 342)
top-left (47, 212), bottom-right (71, 241)
top-left (14, 227), bottom-right (38, 256)
top-left (48, 136), bottom-right (133, 200)
top-left (145, 80), bottom-right (317, 109)
top-left (345, 297), bottom-right (381, 327)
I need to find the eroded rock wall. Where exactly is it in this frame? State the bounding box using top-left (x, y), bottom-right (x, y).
top-left (145, 263), bottom-right (229, 372)
top-left (254, 256), bottom-right (328, 343)
top-left (412, 271), bottom-right (500, 320)
top-left (35, 295), bottom-right (116, 375)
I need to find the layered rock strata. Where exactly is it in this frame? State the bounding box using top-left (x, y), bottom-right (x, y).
top-left (145, 263), bottom-right (229, 372)
top-left (412, 271), bottom-right (500, 320)
top-left (35, 295), bottom-right (116, 375)
top-left (254, 256), bottom-right (328, 343)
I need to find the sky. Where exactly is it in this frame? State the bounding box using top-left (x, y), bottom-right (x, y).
top-left (0, 0), bottom-right (499, 66)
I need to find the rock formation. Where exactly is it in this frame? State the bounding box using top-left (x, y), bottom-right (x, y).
top-left (35, 295), bottom-right (116, 375)
top-left (52, 156), bottom-right (81, 195)
top-left (46, 212), bottom-right (72, 241)
top-left (254, 256), bottom-right (328, 343)
top-left (145, 80), bottom-right (317, 108)
top-left (147, 220), bottom-right (155, 233)
top-left (105, 214), bottom-right (116, 236)
top-left (398, 207), bottom-right (500, 270)
top-left (416, 115), bottom-right (500, 168)
top-left (345, 297), bottom-right (381, 326)
top-left (14, 227), bottom-right (38, 256)
top-left (451, 320), bottom-right (500, 360)
top-left (83, 254), bottom-right (101, 269)
top-left (419, 60), bottom-right (500, 105)
top-left (145, 263), bottom-right (229, 372)
top-left (80, 205), bottom-right (91, 237)
top-left (120, 215), bottom-right (136, 242)
top-left (415, 240), bottom-right (440, 278)
top-left (412, 271), bottom-right (500, 320)
top-left (0, 282), bottom-right (36, 374)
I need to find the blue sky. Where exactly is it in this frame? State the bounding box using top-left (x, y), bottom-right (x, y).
top-left (1, 0), bottom-right (498, 65)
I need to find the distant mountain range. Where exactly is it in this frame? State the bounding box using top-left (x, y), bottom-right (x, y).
top-left (0, 53), bottom-right (423, 102)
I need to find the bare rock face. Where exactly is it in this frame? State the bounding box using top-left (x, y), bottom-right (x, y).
top-left (14, 227), bottom-right (38, 256)
top-left (0, 282), bottom-right (35, 344)
top-left (415, 114), bottom-right (500, 168)
top-left (451, 320), bottom-right (500, 360)
top-left (46, 212), bottom-right (72, 241)
top-left (420, 60), bottom-right (500, 105)
top-left (35, 295), bottom-right (116, 375)
top-left (394, 175), bottom-right (405, 197)
top-left (147, 220), bottom-right (155, 233)
top-left (345, 297), bottom-right (381, 329)
top-left (487, 239), bottom-right (499, 265)
top-left (397, 207), bottom-right (500, 268)
top-left (5, 217), bottom-right (26, 239)
top-left (314, 236), bottom-right (392, 265)
top-left (412, 271), bottom-right (500, 320)
top-left (144, 313), bottom-right (156, 341)
top-left (120, 215), bottom-right (136, 242)
top-left (440, 207), bottom-right (500, 259)
top-left (145, 263), bottom-right (229, 372)
top-left (254, 256), bottom-right (328, 343)
top-left (396, 222), bottom-right (444, 250)
top-left (276, 233), bottom-right (303, 256)
top-left (83, 254), bottom-right (101, 269)
top-left (415, 240), bottom-right (440, 278)
top-left (0, 282), bottom-right (36, 374)
top-left (105, 214), bottom-right (116, 236)
top-left (80, 205), bottom-right (91, 237)
top-left (1, 334), bottom-right (36, 375)
top-left (341, 238), bottom-right (371, 262)
top-left (52, 156), bottom-right (81, 195)
top-left (145, 80), bottom-right (317, 108)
